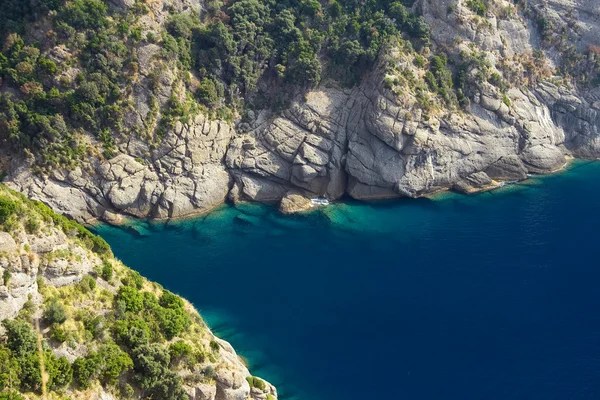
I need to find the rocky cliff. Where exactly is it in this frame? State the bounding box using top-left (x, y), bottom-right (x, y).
top-left (0, 185), bottom-right (277, 400)
top-left (4, 0), bottom-right (600, 221)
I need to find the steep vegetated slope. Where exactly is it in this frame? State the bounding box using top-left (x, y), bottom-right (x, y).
top-left (0, 185), bottom-right (277, 400)
top-left (1, 0), bottom-right (599, 220)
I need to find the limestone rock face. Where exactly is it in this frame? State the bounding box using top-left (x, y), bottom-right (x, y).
top-left (529, 0), bottom-right (600, 52)
top-left (8, 115), bottom-right (233, 222)
top-left (0, 233), bottom-right (17, 253)
top-left (0, 227), bottom-right (94, 321)
top-left (226, 88), bottom-right (349, 205)
top-left (190, 383), bottom-right (217, 400)
top-left (6, 0), bottom-right (600, 219)
top-left (222, 0), bottom-right (597, 207)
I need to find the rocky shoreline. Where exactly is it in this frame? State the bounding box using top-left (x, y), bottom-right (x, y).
top-left (5, 0), bottom-right (600, 224)
top-left (7, 75), bottom-right (597, 223)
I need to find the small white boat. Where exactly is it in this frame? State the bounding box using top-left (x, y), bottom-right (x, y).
top-left (311, 198), bottom-right (330, 206)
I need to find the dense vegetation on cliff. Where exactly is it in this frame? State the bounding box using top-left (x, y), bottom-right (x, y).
top-left (0, 185), bottom-right (274, 399)
top-left (1, 0), bottom-right (598, 174)
top-left (0, 0), bottom-right (433, 170)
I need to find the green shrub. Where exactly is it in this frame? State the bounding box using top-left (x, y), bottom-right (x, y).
top-left (159, 290), bottom-right (184, 310)
top-left (413, 55), bottom-right (425, 68)
top-left (112, 315), bottom-right (151, 349)
top-left (246, 376), bottom-right (266, 391)
top-left (203, 365), bottom-right (215, 379)
top-left (24, 217), bottom-right (40, 234)
top-left (328, 0), bottom-right (342, 18)
top-left (36, 276), bottom-right (46, 290)
top-left (43, 297), bottom-right (67, 324)
top-left (120, 383), bottom-right (135, 399)
top-left (130, 27), bottom-right (142, 42)
top-left (97, 342), bottom-right (133, 385)
top-left (78, 274), bottom-right (96, 293)
top-left (101, 260), bottom-right (113, 281)
top-left (37, 57), bottom-right (57, 74)
top-left (165, 14), bottom-right (200, 39)
top-left (132, 344), bottom-right (188, 400)
top-left (0, 198), bottom-right (17, 224)
top-left (121, 270), bottom-right (143, 289)
top-left (17, 353), bottom-right (42, 392)
top-left (59, 0), bottom-right (109, 30)
top-left (0, 346), bottom-right (21, 392)
top-left (2, 270), bottom-right (11, 286)
top-left (0, 390), bottom-right (25, 400)
top-left (50, 324), bottom-right (67, 343)
top-left (157, 307), bottom-right (190, 340)
top-left (3, 319), bottom-right (37, 358)
top-left (46, 353), bottom-right (72, 390)
top-left (424, 71), bottom-right (438, 91)
top-left (73, 353), bottom-right (101, 388)
top-left (142, 291), bottom-right (160, 310)
top-left (91, 234), bottom-right (112, 256)
top-left (169, 341), bottom-right (192, 360)
top-left (17, 298), bottom-right (35, 320)
top-left (83, 314), bottom-right (104, 339)
top-left (116, 286), bottom-right (144, 313)
top-left (537, 16), bottom-right (552, 40)
top-left (383, 76), bottom-right (395, 89)
top-left (488, 72), bottom-right (508, 91)
top-left (197, 78), bottom-right (219, 106)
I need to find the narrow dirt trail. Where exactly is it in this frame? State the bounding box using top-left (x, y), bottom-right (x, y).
top-left (35, 319), bottom-right (48, 400)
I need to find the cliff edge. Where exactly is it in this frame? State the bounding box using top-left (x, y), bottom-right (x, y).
top-left (0, 185), bottom-right (277, 400)
top-left (2, 0), bottom-right (599, 220)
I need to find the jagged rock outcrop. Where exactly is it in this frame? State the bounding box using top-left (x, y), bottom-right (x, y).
top-left (9, 114), bottom-right (233, 222)
top-left (226, 88), bottom-right (350, 204)
top-left (5, 0), bottom-right (600, 221)
top-left (224, 0), bottom-right (599, 207)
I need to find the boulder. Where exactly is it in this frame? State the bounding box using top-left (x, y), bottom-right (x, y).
top-left (102, 210), bottom-right (124, 225)
top-left (193, 383), bottom-right (217, 400)
top-left (0, 233), bottom-right (17, 253)
top-left (215, 368), bottom-right (250, 400)
top-left (279, 191), bottom-right (313, 214)
top-left (453, 172), bottom-right (494, 194)
top-left (521, 145), bottom-right (566, 173)
top-left (485, 155), bottom-right (529, 182)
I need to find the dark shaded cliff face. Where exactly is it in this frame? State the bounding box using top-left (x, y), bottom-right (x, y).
top-left (2, 0), bottom-right (599, 221)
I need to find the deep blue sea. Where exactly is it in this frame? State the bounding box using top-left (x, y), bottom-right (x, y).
top-left (94, 161), bottom-right (600, 400)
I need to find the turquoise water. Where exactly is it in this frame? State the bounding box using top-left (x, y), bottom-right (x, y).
top-left (94, 161), bottom-right (600, 400)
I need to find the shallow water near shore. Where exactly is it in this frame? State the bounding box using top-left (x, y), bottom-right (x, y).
top-left (94, 160), bottom-right (600, 400)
